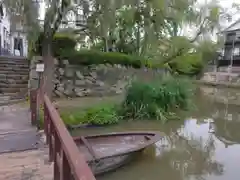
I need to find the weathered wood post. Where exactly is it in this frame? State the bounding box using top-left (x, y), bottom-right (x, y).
top-left (30, 89), bottom-right (37, 125)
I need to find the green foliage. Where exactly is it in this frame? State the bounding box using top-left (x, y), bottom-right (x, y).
top-left (121, 77), bottom-right (193, 123)
top-left (60, 104), bottom-right (121, 126)
top-left (81, 105), bottom-right (120, 125)
top-left (34, 32), bottom-right (77, 57)
top-left (60, 50), bottom-right (149, 68)
top-left (169, 53), bottom-right (204, 76)
top-left (41, 77), bottom-right (194, 126)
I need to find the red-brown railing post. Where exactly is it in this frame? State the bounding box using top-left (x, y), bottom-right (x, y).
top-left (61, 151), bottom-right (71, 180)
top-left (30, 89), bottom-right (37, 126)
top-left (54, 131), bottom-right (61, 180)
top-left (49, 121), bottom-right (54, 162)
top-left (44, 103), bottom-right (49, 144)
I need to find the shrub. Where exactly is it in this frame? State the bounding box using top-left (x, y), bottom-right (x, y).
top-left (169, 53), bottom-right (204, 76)
top-left (60, 50), bottom-right (147, 68)
top-left (34, 32), bottom-right (77, 57)
top-left (121, 77), bottom-right (194, 123)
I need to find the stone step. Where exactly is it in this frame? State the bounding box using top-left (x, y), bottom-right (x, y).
top-left (0, 74), bottom-right (28, 80)
top-left (0, 63), bottom-right (29, 68)
top-left (0, 66), bottom-right (29, 71)
top-left (0, 79), bottom-right (28, 84)
top-left (0, 61), bottom-right (29, 66)
top-left (0, 70), bottom-right (29, 75)
top-left (0, 95), bottom-right (10, 101)
top-left (0, 56), bottom-right (28, 62)
top-left (0, 88), bottom-right (27, 93)
top-left (0, 98), bottom-right (26, 106)
top-left (0, 83), bottom-right (28, 88)
top-left (0, 93), bottom-right (19, 97)
top-left (0, 55), bottom-right (27, 61)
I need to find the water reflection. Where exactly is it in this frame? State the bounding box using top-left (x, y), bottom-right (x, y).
top-left (73, 92), bottom-right (240, 180)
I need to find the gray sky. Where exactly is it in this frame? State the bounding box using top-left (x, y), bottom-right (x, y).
top-left (201, 0), bottom-right (240, 27)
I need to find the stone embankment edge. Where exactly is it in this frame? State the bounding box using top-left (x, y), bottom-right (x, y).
top-left (194, 80), bottom-right (240, 89)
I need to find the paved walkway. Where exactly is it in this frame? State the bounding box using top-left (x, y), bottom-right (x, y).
top-left (0, 104), bottom-right (39, 153)
top-left (0, 104), bottom-right (53, 179)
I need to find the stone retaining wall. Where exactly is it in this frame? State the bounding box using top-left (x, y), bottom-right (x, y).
top-left (199, 86), bottom-right (240, 106)
top-left (29, 57), bottom-right (164, 97)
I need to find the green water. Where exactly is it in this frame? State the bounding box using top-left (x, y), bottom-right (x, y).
top-left (72, 87), bottom-right (240, 180)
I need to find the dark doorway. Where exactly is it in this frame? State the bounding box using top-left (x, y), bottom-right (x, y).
top-left (14, 38), bottom-right (23, 56)
top-left (0, 35), bottom-right (2, 55)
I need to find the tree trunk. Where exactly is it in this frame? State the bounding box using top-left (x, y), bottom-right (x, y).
top-left (104, 37), bottom-right (109, 52)
top-left (42, 37), bottom-right (54, 100)
top-left (136, 23), bottom-right (140, 55)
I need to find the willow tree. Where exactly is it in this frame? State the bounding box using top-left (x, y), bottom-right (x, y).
top-left (80, 0), bottom-right (233, 64)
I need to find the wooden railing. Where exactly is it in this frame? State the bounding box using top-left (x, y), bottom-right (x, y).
top-left (43, 95), bottom-right (96, 180)
top-left (30, 90), bottom-right (96, 180)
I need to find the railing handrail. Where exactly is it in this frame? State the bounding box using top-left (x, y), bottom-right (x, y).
top-left (44, 95), bottom-right (96, 180)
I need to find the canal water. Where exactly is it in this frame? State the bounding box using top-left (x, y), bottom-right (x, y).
top-left (73, 87), bottom-right (240, 180)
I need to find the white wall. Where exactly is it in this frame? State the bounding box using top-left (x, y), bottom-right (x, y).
top-left (0, 5), bottom-right (28, 57)
top-left (0, 6), bottom-right (11, 51)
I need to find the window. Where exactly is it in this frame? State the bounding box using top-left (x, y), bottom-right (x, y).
top-left (3, 27), bottom-right (6, 37)
top-left (233, 47), bottom-right (240, 56)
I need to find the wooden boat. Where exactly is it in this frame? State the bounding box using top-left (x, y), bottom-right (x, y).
top-left (73, 131), bottom-right (162, 175)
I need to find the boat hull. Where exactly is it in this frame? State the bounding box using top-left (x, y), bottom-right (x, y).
top-left (88, 150), bottom-right (142, 175)
top-left (73, 131), bottom-right (162, 175)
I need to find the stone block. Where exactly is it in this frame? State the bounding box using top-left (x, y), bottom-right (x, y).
top-left (90, 71), bottom-right (97, 79)
top-left (58, 68), bottom-right (65, 76)
top-left (76, 71), bottom-right (84, 79)
top-left (75, 80), bottom-right (86, 86)
top-left (63, 90), bottom-right (73, 96)
top-left (29, 70), bottom-right (38, 79)
top-left (62, 59), bottom-right (69, 65)
top-left (74, 88), bottom-right (85, 97)
top-left (86, 76), bottom-right (95, 81)
top-left (85, 79), bottom-right (93, 85)
top-left (29, 79), bottom-right (39, 89)
top-left (83, 89), bottom-right (92, 95)
top-left (54, 90), bottom-right (64, 97)
top-left (76, 91), bottom-right (85, 97)
top-left (95, 81), bottom-right (105, 87)
top-left (57, 86), bottom-right (64, 92)
top-left (65, 68), bottom-right (74, 78)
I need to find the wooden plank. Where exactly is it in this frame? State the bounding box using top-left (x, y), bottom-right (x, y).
top-left (81, 136), bottom-right (98, 160)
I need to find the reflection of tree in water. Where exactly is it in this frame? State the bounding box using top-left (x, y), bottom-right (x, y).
top-left (156, 131), bottom-right (224, 180)
top-left (212, 103), bottom-right (240, 146)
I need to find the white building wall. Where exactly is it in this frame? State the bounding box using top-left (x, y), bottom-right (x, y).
top-left (0, 5), bottom-right (28, 57)
top-left (0, 6), bottom-right (11, 52)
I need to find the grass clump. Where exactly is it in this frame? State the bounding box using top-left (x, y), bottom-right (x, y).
top-left (60, 104), bottom-right (121, 126)
top-left (120, 77), bottom-right (194, 123)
